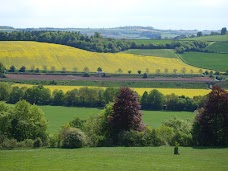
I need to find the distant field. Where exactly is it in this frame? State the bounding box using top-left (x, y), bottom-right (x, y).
top-left (40, 105), bottom-right (194, 133)
top-left (0, 41), bottom-right (202, 74)
top-left (1, 147), bottom-right (227, 171)
top-left (183, 35), bottom-right (228, 42)
top-left (132, 39), bottom-right (174, 45)
top-left (122, 49), bottom-right (178, 58)
top-left (40, 106), bottom-right (100, 133)
top-left (14, 84), bottom-right (211, 97)
top-left (207, 41), bottom-right (228, 53)
top-left (180, 52), bottom-right (228, 72)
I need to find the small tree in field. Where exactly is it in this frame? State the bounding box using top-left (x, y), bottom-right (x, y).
top-left (173, 69), bottom-right (177, 74)
top-left (156, 69), bottom-right (161, 75)
top-left (62, 67), bottom-right (66, 73)
top-left (108, 87), bottom-right (145, 143)
top-left (97, 67), bottom-right (102, 72)
top-left (9, 65), bottom-right (16, 72)
top-left (181, 67), bottom-right (186, 74)
top-left (19, 66), bottom-right (26, 73)
top-left (137, 70), bottom-right (141, 75)
top-left (198, 69), bottom-right (203, 75)
top-left (128, 70), bottom-right (131, 74)
top-left (145, 68), bottom-right (149, 74)
top-left (51, 66), bottom-right (55, 73)
top-left (83, 67), bottom-right (89, 73)
top-left (73, 67), bottom-right (78, 73)
top-left (117, 68), bottom-right (123, 74)
top-left (164, 68), bottom-right (168, 74)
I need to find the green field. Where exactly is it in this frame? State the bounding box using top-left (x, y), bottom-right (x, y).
top-left (1, 147), bottom-right (227, 171)
top-left (40, 106), bottom-right (194, 134)
top-left (183, 35), bottom-right (228, 42)
top-left (132, 39), bottom-right (175, 45)
top-left (40, 106), bottom-right (101, 133)
top-left (180, 52), bottom-right (228, 72)
top-left (207, 42), bottom-right (228, 53)
top-left (122, 49), bottom-right (178, 58)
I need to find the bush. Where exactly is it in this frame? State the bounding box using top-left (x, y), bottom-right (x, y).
top-left (1, 138), bottom-right (17, 149)
top-left (156, 125), bottom-right (175, 145)
top-left (48, 135), bottom-right (58, 148)
top-left (82, 73), bottom-right (90, 77)
top-left (33, 137), bottom-right (43, 148)
top-left (60, 127), bottom-right (87, 148)
top-left (17, 139), bottom-right (34, 148)
top-left (118, 127), bottom-right (161, 147)
top-left (143, 73), bottom-right (148, 78)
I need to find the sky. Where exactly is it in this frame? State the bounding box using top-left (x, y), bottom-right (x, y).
top-left (0, 0), bottom-right (227, 30)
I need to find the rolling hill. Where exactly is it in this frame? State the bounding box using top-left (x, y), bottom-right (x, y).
top-left (0, 41), bottom-right (203, 74)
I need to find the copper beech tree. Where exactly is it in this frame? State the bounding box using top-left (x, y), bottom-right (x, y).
top-left (108, 87), bottom-right (145, 140)
top-left (193, 86), bottom-right (228, 146)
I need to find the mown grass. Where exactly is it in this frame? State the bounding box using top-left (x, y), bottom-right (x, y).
top-left (0, 147), bottom-right (227, 171)
top-left (180, 52), bottom-right (228, 72)
top-left (121, 49), bottom-right (178, 58)
top-left (40, 106), bottom-right (194, 134)
top-left (0, 41), bottom-right (202, 74)
top-left (183, 34), bottom-right (228, 42)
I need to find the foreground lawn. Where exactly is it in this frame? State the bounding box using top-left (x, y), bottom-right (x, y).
top-left (40, 106), bottom-right (194, 134)
top-left (0, 147), bottom-right (227, 171)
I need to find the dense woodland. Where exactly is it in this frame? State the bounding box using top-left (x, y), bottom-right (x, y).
top-left (0, 31), bottom-right (208, 53)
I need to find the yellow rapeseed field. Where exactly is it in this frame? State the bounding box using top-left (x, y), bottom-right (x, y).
top-left (13, 84), bottom-right (211, 98)
top-left (0, 41), bottom-right (203, 74)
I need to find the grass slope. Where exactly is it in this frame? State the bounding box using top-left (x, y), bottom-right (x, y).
top-left (122, 49), bottom-right (178, 58)
top-left (183, 35), bottom-right (228, 42)
top-left (207, 41), bottom-right (228, 53)
top-left (40, 106), bottom-right (194, 134)
top-left (1, 147), bottom-right (227, 171)
top-left (180, 52), bottom-right (228, 72)
top-left (0, 41), bottom-right (202, 74)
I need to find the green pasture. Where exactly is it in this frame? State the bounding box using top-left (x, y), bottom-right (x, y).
top-left (122, 49), bottom-right (178, 58)
top-left (40, 106), bottom-right (194, 134)
top-left (132, 39), bottom-right (174, 45)
top-left (180, 52), bottom-right (228, 72)
top-left (1, 147), bottom-right (227, 171)
top-left (183, 35), bottom-right (228, 42)
top-left (207, 41), bottom-right (228, 53)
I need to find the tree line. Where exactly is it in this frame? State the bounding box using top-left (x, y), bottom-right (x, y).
top-left (0, 86), bottom-right (227, 149)
top-left (0, 82), bottom-right (206, 112)
top-left (0, 31), bottom-right (208, 53)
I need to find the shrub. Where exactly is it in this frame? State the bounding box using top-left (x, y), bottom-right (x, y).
top-left (1, 138), bottom-right (17, 149)
top-left (69, 117), bottom-right (86, 131)
top-left (33, 137), bottom-right (43, 148)
top-left (82, 73), bottom-right (90, 77)
top-left (118, 127), bottom-right (161, 147)
top-left (17, 139), bottom-right (34, 148)
top-left (48, 135), bottom-right (58, 148)
top-left (143, 73), bottom-right (148, 78)
top-left (60, 127), bottom-right (87, 148)
top-left (156, 125), bottom-right (175, 145)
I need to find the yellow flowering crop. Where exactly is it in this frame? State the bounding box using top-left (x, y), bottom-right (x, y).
top-left (0, 41), bottom-right (204, 74)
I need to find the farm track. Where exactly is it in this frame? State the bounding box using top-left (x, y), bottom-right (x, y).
top-left (3, 74), bottom-right (214, 82)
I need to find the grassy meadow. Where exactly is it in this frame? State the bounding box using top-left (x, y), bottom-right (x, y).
top-left (0, 41), bottom-right (202, 74)
top-left (183, 34), bottom-right (228, 42)
top-left (180, 52), bottom-right (228, 72)
top-left (14, 84), bottom-right (211, 97)
top-left (40, 105), bottom-right (194, 134)
top-left (207, 41), bottom-right (228, 53)
top-left (1, 147), bottom-right (227, 171)
top-left (122, 49), bottom-right (178, 58)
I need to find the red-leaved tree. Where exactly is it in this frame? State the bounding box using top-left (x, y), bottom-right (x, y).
top-left (108, 87), bottom-right (145, 138)
top-left (192, 86), bottom-right (228, 146)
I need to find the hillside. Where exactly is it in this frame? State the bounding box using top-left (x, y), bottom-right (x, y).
top-left (180, 52), bottom-right (228, 72)
top-left (0, 41), bottom-right (203, 74)
top-left (183, 34), bottom-right (228, 42)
